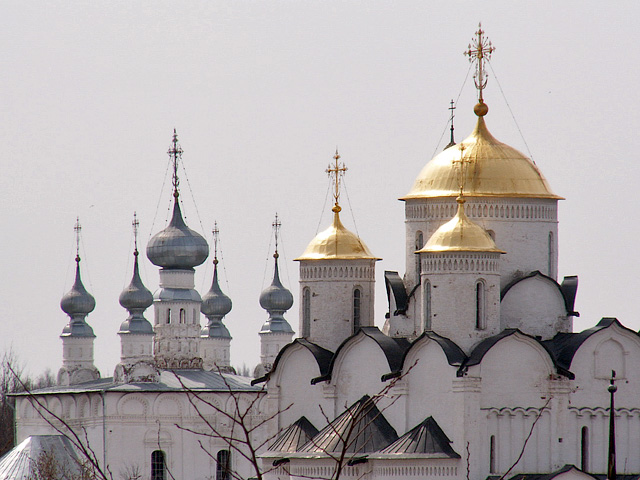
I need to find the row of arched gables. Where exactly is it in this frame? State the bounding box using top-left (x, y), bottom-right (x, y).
top-left (256, 317), bottom-right (640, 389)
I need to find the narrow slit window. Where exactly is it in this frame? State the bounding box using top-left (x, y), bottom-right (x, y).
top-left (302, 287), bottom-right (311, 338)
top-left (151, 450), bottom-right (166, 480)
top-left (353, 288), bottom-right (362, 333)
top-left (217, 450), bottom-right (231, 480)
top-left (476, 281), bottom-right (486, 330)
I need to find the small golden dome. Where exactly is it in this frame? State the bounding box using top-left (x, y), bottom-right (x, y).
top-left (295, 211), bottom-right (380, 261)
top-left (402, 113), bottom-right (563, 200)
top-left (418, 197), bottom-right (505, 254)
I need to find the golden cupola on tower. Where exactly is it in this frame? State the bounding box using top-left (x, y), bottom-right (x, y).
top-left (401, 113), bottom-right (562, 200)
top-left (296, 151), bottom-right (380, 261)
top-left (403, 25), bottom-right (561, 202)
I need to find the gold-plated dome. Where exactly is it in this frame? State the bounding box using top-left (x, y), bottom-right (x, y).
top-left (402, 113), bottom-right (563, 200)
top-left (418, 197), bottom-right (505, 254)
top-left (295, 209), bottom-right (380, 261)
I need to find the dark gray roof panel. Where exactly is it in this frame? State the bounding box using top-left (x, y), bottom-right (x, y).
top-left (269, 417), bottom-right (319, 453)
top-left (384, 271), bottom-right (409, 315)
top-left (299, 395), bottom-right (398, 454)
top-left (379, 416), bottom-right (460, 458)
top-left (543, 318), bottom-right (635, 370)
top-left (405, 331), bottom-right (466, 368)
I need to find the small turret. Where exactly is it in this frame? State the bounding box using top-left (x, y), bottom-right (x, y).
top-left (256, 215), bottom-right (294, 377)
top-left (201, 223), bottom-right (234, 373)
top-left (115, 214), bottom-right (159, 383)
top-left (58, 218), bottom-right (100, 386)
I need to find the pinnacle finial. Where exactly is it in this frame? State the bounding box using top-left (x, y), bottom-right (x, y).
top-left (272, 213), bottom-right (282, 259)
top-left (464, 23), bottom-right (495, 107)
top-left (132, 212), bottom-right (140, 257)
top-left (212, 222), bottom-right (220, 265)
top-left (167, 129), bottom-right (183, 199)
top-left (445, 99), bottom-right (457, 149)
top-left (74, 217), bottom-right (82, 263)
top-left (327, 149), bottom-right (348, 213)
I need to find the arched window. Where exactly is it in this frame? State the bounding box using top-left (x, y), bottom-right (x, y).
top-left (423, 281), bottom-right (432, 330)
top-left (179, 308), bottom-right (186, 324)
top-left (489, 435), bottom-right (496, 473)
top-left (302, 288), bottom-right (311, 338)
top-left (353, 288), bottom-right (361, 333)
top-left (475, 281), bottom-right (486, 330)
top-left (581, 426), bottom-right (589, 471)
top-left (167, 309), bottom-right (171, 324)
top-left (151, 450), bottom-right (166, 480)
top-left (486, 229), bottom-right (495, 241)
top-left (217, 450), bottom-right (231, 480)
top-left (415, 231), bottom-right (424, 281)
top-left (548, 231), bottom-right (555, 277)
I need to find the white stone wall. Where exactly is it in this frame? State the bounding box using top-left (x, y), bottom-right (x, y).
top-left (298, 259), bottom-right (376, 352)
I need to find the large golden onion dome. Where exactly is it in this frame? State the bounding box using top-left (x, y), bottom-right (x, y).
top-left (418, 196), bottom-right (505, 254)
top-left (295, 208), bottom-right (380, 261)
top-left (402, 110), bottom-right (562, 200)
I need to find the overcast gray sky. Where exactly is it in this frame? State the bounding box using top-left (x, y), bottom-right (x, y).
top-left (2, 1), bottom-right (639, 377)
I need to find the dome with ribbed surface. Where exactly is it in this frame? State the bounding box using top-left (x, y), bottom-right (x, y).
top-left (146, 198), bottom-right (209, 269)
top-left (418, 197), bottom-right (505, 254)
top-left (119, 255), bottom-right (154, 311)
top-left (402, 108), bottom-right (562, 201)
top-left (60, 261), bottom-right (96, 316)
top-left (259, 257), bottom-right (294, 334)
top-left (201, 264), bottom-right (232, 318)
top-left (118, 254), bottom-right (154, 335)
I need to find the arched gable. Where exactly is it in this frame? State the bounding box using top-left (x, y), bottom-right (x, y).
top-left (566, 319), bottom-right (640, 408)
top-left (462, 330), bottom-right (560, 407)
top-left (403, 334), bottom-right (462, 430)
top-left (501, 271), bottom-right (570, 338)
top-left (254, 338), bottom-right (332, 386)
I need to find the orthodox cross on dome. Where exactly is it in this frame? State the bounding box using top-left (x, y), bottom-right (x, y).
top-left (452, 143), bottom-right (471, 198)
top-left (464, 23), bottom-right (495, 104)
top-left (212, 222), bottom-right (220, 265)
top-left (74, 217), bottom-right (82, 263)
top-left (326, 149), bottom-right (348, 213)
top-left (272, 213), bottom-right (281, 259)
top-left (132, 212), bottom-right (140, 257)
top-left (167, 128), bottom-right (184, 199)
top-left (448, 99), bottom-right (456, 146)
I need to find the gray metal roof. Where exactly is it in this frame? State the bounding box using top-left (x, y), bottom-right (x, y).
top-left (269, 417), bottom-right (319, 453)
top-left (0, 435), bottom-right (81, 480)
top-left (378, 416), bottom-right (460, 458)
top-left (298, 395), bottom-right (398, 455)
top-left (13, 369), bottom-right (261, 396)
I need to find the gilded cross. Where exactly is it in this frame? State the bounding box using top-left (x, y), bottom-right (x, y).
top-left (464, 23), bottom-right (495, 103)
top-left (452, 144), bottom-right (471, 196)
top-left (167, 128), bottom-right (183, 198)
top-left (326, 149), bottom-right (348, 212)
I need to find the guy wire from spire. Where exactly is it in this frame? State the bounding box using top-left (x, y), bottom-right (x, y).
top-left (486, 60), bottom-right (536, 164)
top-left (429, 62), bottom-right (473, 161)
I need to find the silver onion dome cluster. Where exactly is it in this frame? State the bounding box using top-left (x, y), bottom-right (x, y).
top-left (60, 259), bottom-right (96, 337)
top-left (118, 253), bottom-right (154, 335)
top-left (259, 256), bottom-right (294, 334)
top-left (146, 198), bottom-right (209, 270)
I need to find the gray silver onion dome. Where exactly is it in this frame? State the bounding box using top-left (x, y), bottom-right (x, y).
top-left (259, 256), bottom-right (294, 334)
top-left (118, 253), bottom-right (154, 335)
top-left (201, 263), bottom-right (232, 338)
top-left (201, 264), bottom-right (232, 318)
top-left (146, 198), bottom-right (209, 269)
top-left (60, 258), bottom-right (96, 337)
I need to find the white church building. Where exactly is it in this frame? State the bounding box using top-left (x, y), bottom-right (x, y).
top-left (5, 27), bottom-right (640, 480)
